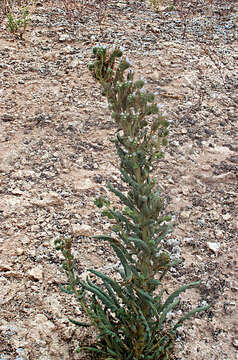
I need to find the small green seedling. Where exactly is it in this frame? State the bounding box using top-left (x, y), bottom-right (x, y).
top-left (6, 5), bottom-right (29, 39)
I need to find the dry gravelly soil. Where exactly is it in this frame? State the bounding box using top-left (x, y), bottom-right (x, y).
top-left (0, 0), bottom-right (238, 359)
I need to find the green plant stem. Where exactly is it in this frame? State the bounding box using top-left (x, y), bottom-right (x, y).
top-left (56, 46), bottom-right (210, 360)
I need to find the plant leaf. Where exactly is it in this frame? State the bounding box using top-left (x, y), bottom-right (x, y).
top-left (160, 281), bottom-right (201, 313)
top-left (68, 318), bottom-right (91, 327)
top-left (110, 243), bottom-right (132, 281)
top-left (173, 304), bottom-right (210, 330)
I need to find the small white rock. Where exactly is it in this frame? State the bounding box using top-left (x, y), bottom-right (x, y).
top-left (207, 242), bottom-right (220, 253)
top-left (16, 248), bottom-right (24, 256)
top-left (59, 34), bottom-right (70, 41)
top-left (74, 178), bottom-right (94, 190)
top-left (166, 311), bottom-right (173, 320)
top-left (27, 266), bottom-right (43, 281)
top-left (70, 59), bottom-right (79, 68)
top-left (72, 224), bottom-right (92, 236)
top-left (222, 213), bottom-right (231, 221)
top-left (210, 210), bottom-right (219, 220)
top-left (232, 339), bottom-right (238, 349)
top-left (181, 211), bottom-right (190, 219)
top-left (215, 229), bottom-right (223, 239)
top-left (32, 192), bottom-right (64, 207)
top-left (201, 300), bottom-right (209, 307)
top-left (182, 186), bottom-right (189, 195)
top-left (167, 238), bottom-right (180, 247)
top-left (184, 237), bottom-right (194, 244)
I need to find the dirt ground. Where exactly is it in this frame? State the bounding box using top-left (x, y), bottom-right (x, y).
top-left (0, 0), bottom-right (237, 359)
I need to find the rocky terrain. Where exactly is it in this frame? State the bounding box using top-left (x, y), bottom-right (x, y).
top-left (0, 0), bottom-right (237, 359)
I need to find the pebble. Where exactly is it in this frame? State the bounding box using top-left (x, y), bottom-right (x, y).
top-left (168, 176), bottom-right (175, 184)
top-left (215, 229), bottom-right (223, 239)
top-left (59, 34), bottom-right (71, 41)
top-left (171, 245), bottom-right (181, 259)
top-left (167, 238), bottom-right (180, 247)
top-left (207, 242), bottom-right (220, 253)
top-left (184, 237), bottom-right (194, 245)
top-left (16, 348), bottom-right (25, 355)
top-left (181, 186), bottom-right (189, 195)
top-left (181, 211), bottom-right (191, 219)
top-left (72, 224), bottom-right (92, 236)
top-left (210, 210), bottom-right (220, 220)
top-left (32, 192), bottom-right (64, 207)
top-left (233, 339), bottom-right (238, 349)
top-left (27, 266), bottom-right (43, 281)
top-left (222, 213), bottom-right (231, 221)
top-left (16, 248), bottom-right (24, 256)
top-left (166, 311), bottom-right (174, 320)
top-left (74, 178), bottom-right (94, 190)
top-left (201, 300), bottom-right (209, 307)
top-left (197, 219), bottom-right (205, 226)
